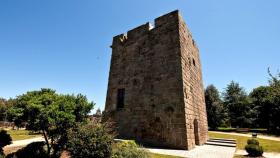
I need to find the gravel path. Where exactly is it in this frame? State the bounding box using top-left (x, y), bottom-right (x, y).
top-left (210, 131), bottom-right (280, 141)
top-left (3, 137), bottom-right (44, 150)
top-left (147, 144), bottom-right (236, 158)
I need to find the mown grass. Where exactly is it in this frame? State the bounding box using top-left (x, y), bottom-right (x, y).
top-left (150, 153), bottom-right (183, 158)
top-left (209, 131), bottom-right (280, 153)
top-left (233, 155), bottom-right (246, 158)
top-left (6, 129), bottom-right (41, 141)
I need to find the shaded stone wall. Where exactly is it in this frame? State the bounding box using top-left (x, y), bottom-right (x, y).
top-left (105, 10), bottom-right (207, 150)
top-left (178, 14), bottom-right (208, 149)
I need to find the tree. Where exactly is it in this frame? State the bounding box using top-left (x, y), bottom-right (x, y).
top-left (267, 70), bottom-right (280, 133)
top-left (249, 70), bottom-right (280, 133)
top-left (10, 89), bottom-right (94, 157)
top-left (0, 98), bottom-right (8, 121)
top-left (67, 123), bottom-right (114, 158)
top-left (250, 86), bottom-right (271, 128)
top-left (205, 85), bottom-right (225, 129)
top-left (223, 81), bottom-right (255, 127)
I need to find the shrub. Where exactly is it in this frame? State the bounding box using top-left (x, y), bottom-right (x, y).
top-left (112, 141), bottom-right (150, 158)
top-left (0, 130), bottom-right (12, 156)
top-left (6, 141), bottom-right (48, 158)
top-left (247, 139), bottom-right (259, 145)
top-left (245, 139), bottom-right (263, 157)
top-left (66, 123), bottom-right (114, 158)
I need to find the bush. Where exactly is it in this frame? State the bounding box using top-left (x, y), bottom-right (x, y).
top-left (247, 139), bottom-right (260, 145)
top-left (112, 141), bottom-right (150, 158)
top-left (6, 141), bottom-right (48, 158)
top-left (66, 123), bottom-right (114, 158)
top-left (0, 130), bottom-right (12, 156)
top-left (245, 139), bottom-right (263, 157)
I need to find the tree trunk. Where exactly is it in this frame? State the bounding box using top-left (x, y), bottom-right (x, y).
top-left (42, 130), bottom-right (51, 156)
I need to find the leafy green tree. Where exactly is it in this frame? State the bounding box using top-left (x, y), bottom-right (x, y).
top-left (250, 86), bottom-right (271, 128)
top-left (0, 98), bottom-right (8, 121)
top-left (223, 81), bottom-right (255, 127)
top-left (249, 70), bottom-right (280, 133)
top-left (10, 89), bottom-right (94, 157)
top-left (205, 85), bottom-right (225, 129)
top-left (67, 123), bottom-right (114, 158)
top-left (267, 70), bottom-right (280, 133)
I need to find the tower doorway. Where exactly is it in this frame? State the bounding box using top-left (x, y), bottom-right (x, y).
top-left (194, 119), bottom-right (200, 145)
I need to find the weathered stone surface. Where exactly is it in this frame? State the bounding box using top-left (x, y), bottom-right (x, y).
top-left (104, 10), bottom-right (208, 150)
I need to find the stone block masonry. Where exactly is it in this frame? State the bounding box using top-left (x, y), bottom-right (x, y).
top-left (104, 10), bottom-right (208, 150)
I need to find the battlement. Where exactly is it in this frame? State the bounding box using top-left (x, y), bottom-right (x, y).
top-left (112, 10), bottom-right (181, 46)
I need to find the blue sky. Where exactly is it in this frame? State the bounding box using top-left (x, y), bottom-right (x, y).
top-left (0, 0), bottom-right (279, 111)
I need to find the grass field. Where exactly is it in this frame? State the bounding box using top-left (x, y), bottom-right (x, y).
top-left (150, 153), bottom-right (183, 158)
top-left (209, 131), bottom-right (280, 153)
top-left (6, 129), bottom-right (41, 141)
top-left (233, 155), bottom-right (246, 158)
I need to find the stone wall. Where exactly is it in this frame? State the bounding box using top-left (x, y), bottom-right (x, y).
top-left (104, 10), bottom-right (208, 150)
top-left (178, 13), bottom-right (208, 149)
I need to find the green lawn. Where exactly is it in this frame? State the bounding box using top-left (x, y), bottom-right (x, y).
top-left (150, 153), bottom-right (183, 158)
top-left (209, 131), bottom-right (280, 153)
top-left (6, 129), bottom-right (41, 141)
top-left (233, 155), bottom-right (246, 158)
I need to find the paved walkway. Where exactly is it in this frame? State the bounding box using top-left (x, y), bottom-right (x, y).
top-left (211, 131), bottom-right (280, 141)
top-left (236, 150), bottom-right (280, 158)
top-left (147, 144), bottom-right (236, 158)
top-left (3, 137), bottom-right (44, 149)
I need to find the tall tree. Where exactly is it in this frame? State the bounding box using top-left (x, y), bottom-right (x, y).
top-left (0, 98), bottom-right (7, 121)
top-left (205, 85), bottom-right (225, 129)
top-left (267, 71), bottom-right (280, 133)
top-left (223, 81), bottom-right (255, 127)
top-left (250, 86), bottom-right (271, 128)
top-left (10, 89), bottom-right (94, 157)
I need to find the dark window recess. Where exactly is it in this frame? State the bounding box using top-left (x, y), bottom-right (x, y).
top-left (117, 88), bottom-right (125, 109)
top-left (193, 58), bottom-right (196, 67)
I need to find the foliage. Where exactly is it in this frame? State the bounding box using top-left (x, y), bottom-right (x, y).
top-left (245, 139), bottom-right (263, 157)
top-left (112, 140), bottom-right (150, 158)
top-left (6, 142), bottom-right (48, 158)
top-left (250, 86), bottom-right (272, 129)
top-left (66, 123), bottom-right (114, 158)
top-left (222, 81), bottom-right (256, 127)
top-left (0, 130), bottom-right (12, 156)
top-left (8, 88), bottom-right (94, 157)
top-left (247, 139), bottom-right (259, 145)
top-left (205, 85), bottom-right (226, 129)
top-left (250, 70), bottom-right (280, 134)
top-left (0, 98), bottom-right (8, 121)
top-left (267, 70), bottom-right (280, 134)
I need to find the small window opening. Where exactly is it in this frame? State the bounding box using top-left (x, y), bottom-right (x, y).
top-left (117, 88), bottom-right (125, 109)
top-left (192, 58), bottom-right (196, 67)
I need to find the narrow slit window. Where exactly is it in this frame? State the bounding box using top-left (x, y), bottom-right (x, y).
top-left (192, 58), bottom-right (196, 67)
top-left (117, 88), bottom-right (125, 109)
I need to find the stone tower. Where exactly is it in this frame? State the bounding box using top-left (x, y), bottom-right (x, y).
top-left (104, 10), bottom-right (208, 150)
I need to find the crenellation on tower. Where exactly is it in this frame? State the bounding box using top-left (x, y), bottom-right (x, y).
top-left (127, 23), bottom-right (150, 40)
